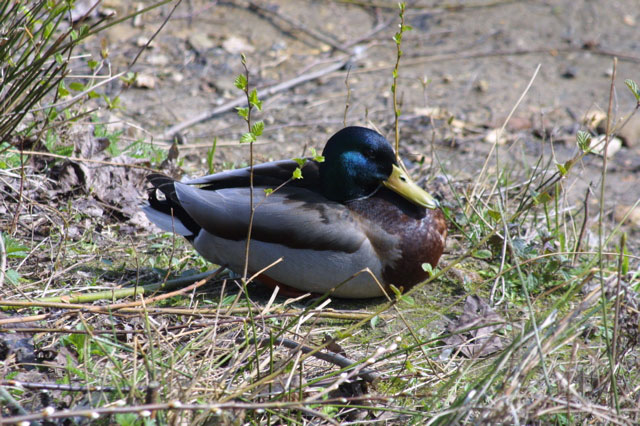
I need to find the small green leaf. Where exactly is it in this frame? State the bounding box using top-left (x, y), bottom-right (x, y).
top-left (57, 82), bottom-right (69, 97)
top-left (120, 72), bottom-right (136, 85)
top-left (486, 209), bottom-right (501, 221)
top-left (389, 284), bottom-right (402, 297)
top-left (87, 90), bottom-right (100, 99)
top-left (533, 192), bottom-right (552, 205)
top-left (249, 89), bottom-right (262, 110)
top-left (236, 107), bottom-right (249, 119)
top-left (625, 79), bottom-right (640, 102)
top-left (87, 59), bottom-right (99, 70)
top-left (104, 95), bottom-right (121, 110)
top-left (563, 159), bottom-right (575, 174)
top-left (370, 315), bottom-right (380, 329)
top-left (78, 24), bottom-right (89, 38)
top-left (421, 262), bottom-right (433, 274)
top-left (234, 74), bottom-right (247, 90)
top-left (5, 269), bottom-right (21, 285)
top-left (251, 121), bottom-right (264, 137)
top-left (293, 157), bottom-right (305, 167)
top-left (54, 52), bottom-right (64, 65)
top-left (240, 132), bottom-right (255, 143)
top-left (69, 82), bottom-right (85, 91)
top-left (405, 359), bottom-right (416, 373)
top-left (44, 22), bottom-right (54, 38)
top-left (400, 294), bottom-right (415, 306)
top-left (310, 148), bottom-right (325, 163)
top-left (402, 24), bottom-right (413, 32)
top-left (264, 188), bottom-right (273, 196)
top-left (576, 131), bottom-right (592, 153)
top-left (472, 249), bottom-right (493, 259)
top-left (556, 162), bottom-right (567, 176)
top-left (292, 167), bottom-right (303, 179)
top-left (47, 108), bottom-right (58, 120)
top-left (3, 234), bottom-right (28, 258)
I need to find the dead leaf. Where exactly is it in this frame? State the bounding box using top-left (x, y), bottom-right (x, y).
top-left (46, 127), bottom-right (154, 228)
top-left (444, 295), bottom-right (505, 358)
top-left (0, 313), bottom-right (37, 368)
top-left (323, 333), bottom-right (346, 357)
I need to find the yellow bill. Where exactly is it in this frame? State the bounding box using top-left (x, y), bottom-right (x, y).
top-left (383, 164), bottom-right (438, 209)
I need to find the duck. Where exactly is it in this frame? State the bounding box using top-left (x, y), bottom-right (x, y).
top-left (143, 126), bottom-right (447, 298)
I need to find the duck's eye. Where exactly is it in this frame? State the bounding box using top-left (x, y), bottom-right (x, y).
top-left (363, 148), bottom-right (375, 159)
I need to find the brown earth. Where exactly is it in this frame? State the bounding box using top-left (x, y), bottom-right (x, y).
top-left (87, 0), bottom-right (640, 220)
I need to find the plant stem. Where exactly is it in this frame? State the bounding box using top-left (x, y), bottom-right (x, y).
top-left (599, 56), bottom-right (619, 413)
top-left (392, 2), bottom-right (408, 162)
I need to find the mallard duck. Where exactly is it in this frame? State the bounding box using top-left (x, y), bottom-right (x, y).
top-left (143, 126), bottom-right (446, 298)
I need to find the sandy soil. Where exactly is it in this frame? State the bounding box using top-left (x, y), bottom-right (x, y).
top-left (86, 0), bottom-right (640, 216)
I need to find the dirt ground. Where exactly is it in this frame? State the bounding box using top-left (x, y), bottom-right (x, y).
top-left (90, 0), bottom-right (640, 213)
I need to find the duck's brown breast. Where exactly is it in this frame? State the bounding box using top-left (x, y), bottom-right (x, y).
top-left (346, 188), bottom-right (447, 291)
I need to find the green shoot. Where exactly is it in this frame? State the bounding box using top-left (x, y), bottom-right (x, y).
top-left (391, 2), bottom-right (412, 161)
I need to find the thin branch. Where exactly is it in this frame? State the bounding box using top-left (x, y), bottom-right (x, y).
top-left (247, 0), bottom-right (350, 53)
top-left (0, 231), bottom-right (6, 289)
top-left (246, 336), bottom-right (380, 383)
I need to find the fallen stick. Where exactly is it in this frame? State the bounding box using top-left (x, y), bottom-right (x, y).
top-left (0, 269), bottom-right (220, 307)
top-left (245, 336), bottom-right (380, 383)
top-left (161, 55), bottom-right (351, 140)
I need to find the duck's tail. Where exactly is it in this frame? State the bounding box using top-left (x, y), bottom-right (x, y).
top-left (143, 173), bottom-right (200, 239)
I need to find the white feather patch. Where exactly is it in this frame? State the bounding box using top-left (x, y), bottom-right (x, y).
top-left (193, 231), bottom-right (386, 298)
top-left (143, 205), bottom-right (193, 236)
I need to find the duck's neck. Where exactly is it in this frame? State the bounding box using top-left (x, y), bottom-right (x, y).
top-left (319, 156), bottom-right (380, 202)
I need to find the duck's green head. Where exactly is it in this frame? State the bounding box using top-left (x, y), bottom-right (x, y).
top-left (319, 126), bottom-right (438, 209)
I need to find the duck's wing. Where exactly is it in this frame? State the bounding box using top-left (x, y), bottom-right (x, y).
top-left (174, 183), bottom-right (365, 253)
top-left (184, 159), bottom-right (320, 190)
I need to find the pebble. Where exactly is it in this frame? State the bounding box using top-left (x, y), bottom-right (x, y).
top-left (561, 66), bottom-right (578, 79)
top-left (135, 36), bottom-right (153, 48)
top-left (474, 79), bottom-right (489, 92)
top-left (590, 135), bottom-right (622, 158)
top-left (134, 73), bottom-right (156, 89)
top-left (147, 54), bottom-right (169, 66)
top-left (623, 14), bottom-right (636, 26)
top-left (617, 113), bottom-right (640, 148)
top-left (222, 36), bottom-right (255, 54)
top-left (189, 33), bottom-right (216, 51)
top-left (483, 128), bottom-right (508, 145)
